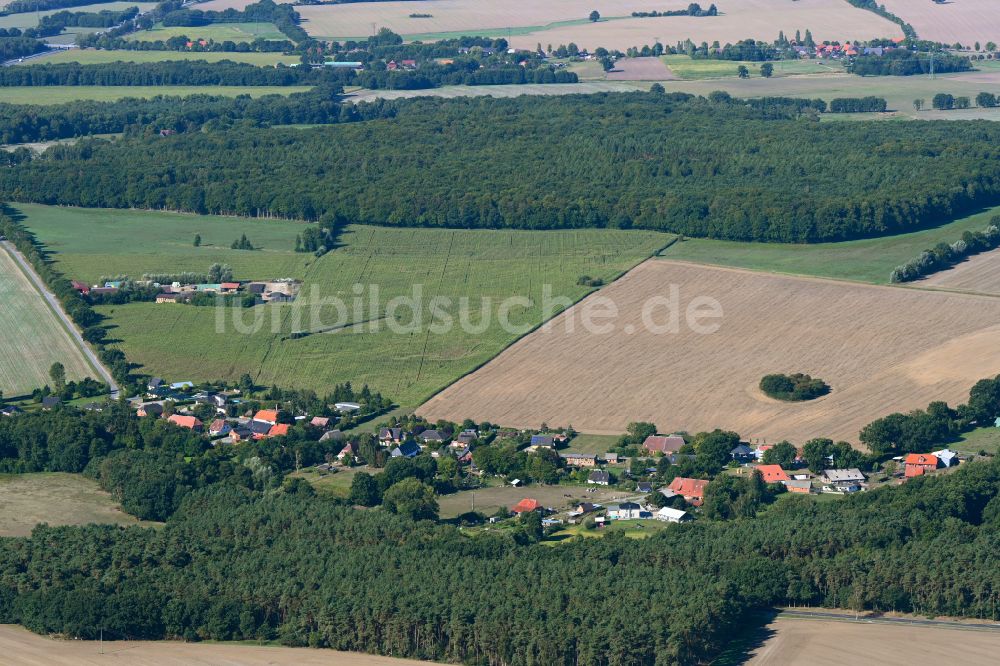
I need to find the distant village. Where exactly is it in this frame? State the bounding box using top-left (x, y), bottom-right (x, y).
top-left (71, 277), bottom-right (301, 304)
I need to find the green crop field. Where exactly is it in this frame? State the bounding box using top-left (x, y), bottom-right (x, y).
top-left (0, 244), bottom-right (97, 395)
top-left (0, 2), bottom-right (156, 30)
top-left (127, 22), bottom-right (286, 42)
top-left (25, 49), bottom-right (300, 66)
top-left (2, 85), bottom-right (310, 105)
top-left (660, 204), bottom-right (1000, 284)
top-left (663, 55), bottom-right (840, 80)
top-left (18, 204), bottom-right (669, 406)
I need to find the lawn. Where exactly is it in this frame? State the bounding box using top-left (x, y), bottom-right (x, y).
top-left (18, 204), bottom-right (669, 406)
top-left (438, 483), bottom-right (626, 519)
top-left (0, 244), bottom-right (97, 395)
top-left (0, 472), bottom-right (151, 536)
top-left (289, 466), bottom-right (365, 499)
top-left (2, 86), bottom-right (310, 105)
top-left (127, 22), bottom-right (286, 42)
top-left (546, 518), bottom-right (668, 542)
top-left (660, 204), bottom-right (1000, 284)
top-left (25, 49), bottom-right (300, 66)
top-left (951, 427), bottom-right (1000, 456)
top-left (0, 2), bottom-right (156, 30)
top-left (564, 433), bottom-right (620, 453)
top-left (662, 55), bottom-right (841, 80)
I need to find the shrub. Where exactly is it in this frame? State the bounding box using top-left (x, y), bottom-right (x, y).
top-left (760, 373), bottom-right (830, 401)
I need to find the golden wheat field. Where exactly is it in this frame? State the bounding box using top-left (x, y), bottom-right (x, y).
top-left (284, 0), bottom-right (901, 48)
top-left (420, 259), bottom-right (1000, 445)
top-left (880, 0), bottom-right (1000, 46)
top-left (921, 248), bottom-right (1000, 296)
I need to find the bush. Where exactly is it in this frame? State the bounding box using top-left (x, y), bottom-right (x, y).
top-left (760, 373), bottom-right (830, 401)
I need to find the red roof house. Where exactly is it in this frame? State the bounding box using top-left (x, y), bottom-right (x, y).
top-left (905, 453), bottom-right (939, 478)
top-left (168, 414), bottom-right (202, 431)
top-left (512, 498), bottom-right (541, 514)
top-left (208, 418), bottom-right (230, 436)
top-left (253, 409), bottom-right (279, 425)
top-left (268, 423), bottom-right (290, 437)
top-left (642, 435), bottom-right (686, 454)
top-left (667, 477), bottom-right (709, 504)
top-left (311, 416), bottom-right (330, 428)
top-left (71, 280), bottom-right (90, 294)
top-left (756, 465), bottom-right (790, 484)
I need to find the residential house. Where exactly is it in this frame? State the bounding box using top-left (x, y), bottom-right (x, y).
top-left (654, 507), bottom-right (690, 523)
top-left (337, 441), bottom-right (358, 463)
top-left (147, 377), bottom-right (164, 391)
top-left (666, 477), bottom-right (709, 505)
top-left (420, 429), bottom-right (446, 443)
top-left (784, 479), bottom-right (813, 494)
top-left (248, 420), bottom-right (272, 439)
top-left (209, 419), bottom-right (231, 436)
top-left (71, 280), bottom-right (90, 295)
top-left (588, 470), bottom-right (610, 486)
top-left (167, 414), bottom-right (202, 431)
top-left (268, 423), bottom-right (290, 437)
top-left (391, 441), bottom-right (421, 458)
top-left (756, 465), bottom-right (790, 484)
top-left (0, 405), bottom-right (22, 417)
top-left (196, 393), bottom-right (226, 410)
top-left (530, 434), bottom-right (554, 448)
top-left (310, 416), bottom-right (330, 428)
top-left (230, 426), bottom-right (254, 442)
top-left (380, 427), bottom-right (403, 444)
top-left (932, 449), bottom-right (959, 468)
top-left (607, 502), bottom-right (646, 520)
top-left (319, 429), bottom-right (345, 442)
top-left (636, 482), bottom-right (653, 494)
top-left (512, 498), bottom-right (542, 514)
top-left (41, 396), bottom-right (61, 410)
top-left (136, 403), bottom-right (163, 418)
top-left (253, 409), bottom-right (279, 425)
top-left (822, 468), bottom-right (866, 492)
top-left (730, 444), bottom-right (755, 463)
top-left (454, 430), bottom-right (477, 446)
top-left (561, 453), bottom-right (597, 468)
top-left (905, 453), bottom-right (939, 478)
top-left (220, 282), bottom-right (241, 294)
top-left (603, 452), bottom-right (620, 464)
top-left (642, 435), bottom-right (686, 455)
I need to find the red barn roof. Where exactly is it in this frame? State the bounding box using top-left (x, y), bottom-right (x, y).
top-left (756, 465), bottom-right (790, 484)
top-left (905, 453), bottom-right (938, 467)
top-left (512, 498), bottom-right (541, 513)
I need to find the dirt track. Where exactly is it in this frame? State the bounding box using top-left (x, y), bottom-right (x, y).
top-left (421, 259), bottom-right (1000, 445)
top-left (0, 625), bottom-right (433, 666)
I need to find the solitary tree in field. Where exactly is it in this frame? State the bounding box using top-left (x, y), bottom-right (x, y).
top-left (737, 65), bottom-right (749, 78)
top-left (987, 42), bottom-right (997, 53)
top-left (193, 234), bottom-right (201, 247)
top-left (589, 10), bottom-right (600, 22)
top-left (760, 62), bottom-right (773, 77)
top-left (913, 98), bottom-right (923, 111)
top-left (650, 82), bottom-right (665, 93)
top-left (49, 362), bottom-right (65, 390)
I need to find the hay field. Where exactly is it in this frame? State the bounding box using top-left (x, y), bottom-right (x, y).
top-left (420, 260), bottom-right (1000, 444)
top-left (0, 624), bottom-right (432, 666)
top-left (922, 248), bottom-right (1000, 296)
top-left (606, 56), bottom-right (675, 80)
top-left (0, 246), bottom-right (95, 395)
top-left (881, 0), bottom-right (1000, 46)
top-left (0, 473), bottom-right (145, 537)
top-left (747, 615), bottom-right (1000, 665)
top-left (294, 0), bottom-right (900, 47)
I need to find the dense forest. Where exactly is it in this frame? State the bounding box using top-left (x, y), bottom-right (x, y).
top-left (4, 92), bottom-right (1000, 242)
top-left (3, 443), bottom-right (1000, 663)
top-left (848, 50), bottom-right (972, 76)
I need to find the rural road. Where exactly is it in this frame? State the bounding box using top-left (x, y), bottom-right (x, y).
top-left (1, 240), bottom-right (120, 399)
top-left (779, 609), bottom-right (1000, 632)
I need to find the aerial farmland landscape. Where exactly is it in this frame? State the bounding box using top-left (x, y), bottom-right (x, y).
top-left (3, 0), bottom-right (1000, 663)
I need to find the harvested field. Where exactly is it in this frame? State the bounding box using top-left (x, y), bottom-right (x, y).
top-left (421, 260), bottom-right (1000, 445)
top-left (747, 615), bottom-right (1000, 665)
top-left (921, 248), bottom-right (1000, 296)
top-left (292, 0), bottom-right (900, 47)
top-left (0, 245), bottom-right (95, 395)
top-left (0, 473), bottom-right (145, 537)
top-left (0, 624), bottom-right (432, 666)
top-left (606, 56), bottom-right (675, 81)
top-left (881, 0), bottom-right (1000, 47)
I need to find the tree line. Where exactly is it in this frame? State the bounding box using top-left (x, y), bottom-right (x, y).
top-left (848, 49), bottom-right (972, 76)
top-left (4, 92), bottom-right (1000, 242)
top-left (890, 217), bottom-right (1000, 282)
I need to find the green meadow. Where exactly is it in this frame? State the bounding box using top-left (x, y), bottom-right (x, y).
top-left (17, 204), bottom-right (669, 406)
top-left (25, 49), bottom-right (300, 66)
top-left (662, 55), bottom-right (840, 80)
top-left (127, 22), bottom-right (286, 43)
top-left (661, 204), bottom-right (1000, 284)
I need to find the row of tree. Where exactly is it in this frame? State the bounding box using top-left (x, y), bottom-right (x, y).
top-left (890, 218), bottom-right (1000, 282)
top-left (848, 49), bottom-right (972, 76)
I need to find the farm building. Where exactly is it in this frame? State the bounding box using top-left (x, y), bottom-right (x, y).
top-left (642, 435), bottom-right (685, 455)
top-left (607, 502), bottom-right (646, 520)
top-left (666, 477), bottom-right (709, 505)
top-left (561, 453), bottom-right (597, 468)
top-left (756, 465), bottom-right (790, 484)
top-left (654, 507), bottom-right (690, 523)
top-left (904, 454), bottom-right (939, 478)
top-left (784, 479), bottom-right (813, 494)
top-left (512, 498), bottom-right (542, 514)
top-left (823, 468), bottom-right (866, 492)
top-left (268, 423), bottom-right (290, 437)
top-left (588, 470), bottom-right (610, 486)
top-left (253, 409), bottom-right (279, 425)
top-left (392, 441), bottom-right (421, 458)
top-left (167, 414), bottom-right (202, 431)
top-left (209, 419), bottom-right (230, 436)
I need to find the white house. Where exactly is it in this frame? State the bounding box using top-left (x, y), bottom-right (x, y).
top-left (654, 507), bottom-right (689, 523)
top-left (607, 502), bottom-right (646, 520)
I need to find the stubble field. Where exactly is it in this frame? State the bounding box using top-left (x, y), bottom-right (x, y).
top-left (0, 245), bottom-right (95, 395)
top-left (421, 259), bottom-right (1000, 444)
top-left (921, 247), bottom-right (1000, 296)
top-left (880, 0), bottom-right (1000, 47)
top-left (0, 473), bottom-right (145, 536)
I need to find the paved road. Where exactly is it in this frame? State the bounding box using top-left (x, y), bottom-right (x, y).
top-left (779, 609), bottom-right (1000, 632)
top-left (1, 240), bottom-right (120, 398)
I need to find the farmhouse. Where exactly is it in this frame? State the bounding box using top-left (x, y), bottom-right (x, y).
top-left (784, 479), bottom-right (813, 494)
top-left (642, 435), bottom-right (685, 455)
top-left (209, 419), bottom-right (231, 436)
top-left (823, 468), bottom-right (866, 492)
top-left (730, 444), bottom-right (755, 463)
top-left (380, 427), bottom-right (403, 443)
top-left (512, 498), bottom-right (542, 514)
top-left (420, 429), bottom-right (446, 443)
top-left (561, 453), bottom-right (597, 468)
top-left (136, 402), bottom-right (163, 418)
top-left (905, 453), bottom-right (939, 478)
top-left (530, 434), bottom-right (554, 447)
top-left (253, 409), bottom-right (279, 425)
top-left (167, 414), bottom-right (202, 431)
top-left (588, 470), bottom-right (610, 486)
top-left (607, 502), bottom-right (646, 520)
top-left (268, 423), bottom-right (290, 437)
top-left (666, 477), bottom-right (709, 505)
top-left (391, 441), bottom-right (421, 458)
top-left (756, 465), bottom-right (790, 484)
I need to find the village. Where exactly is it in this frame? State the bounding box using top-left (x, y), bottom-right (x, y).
top-left (71, 276), bottom-right (301, 305)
